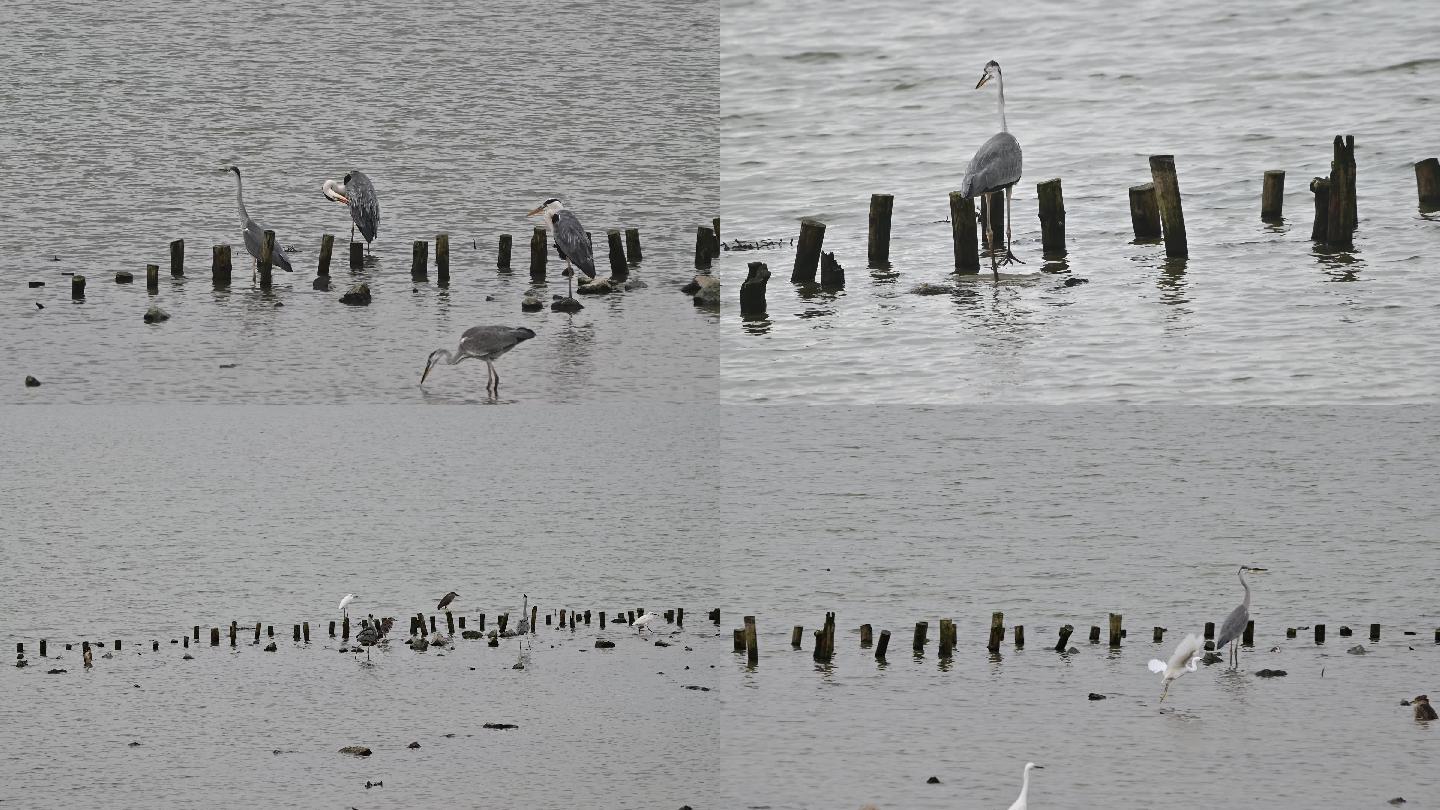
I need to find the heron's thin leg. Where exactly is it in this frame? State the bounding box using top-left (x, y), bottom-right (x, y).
top-left (983, 192), bottom-right (998, 276)
top-left (1000, 186), bottom-right (1024, 267)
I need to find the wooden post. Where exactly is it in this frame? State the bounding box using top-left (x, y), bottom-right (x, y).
top-left (1148, 155), bottom-right (1187, 257)
top-left (293, 624), bottom-right (300, 642)
top-left (1370, 623), bottom-right (1380, 641)
top-left (913, 621), bottom-right (928, 653)
top-left (1315, 624), bottom-right (1326, 644)
top-left (498, 234), bottom-right (512, 269)
top-left (445, 611), bottom-right (455, 634)
top-left (546, 614), bottom-right (553, 626)
top-left (739, 262), bottom-right (771, 316)
top-left (860, 624), bottom-right (873, 647)
top-left (1153, 627), bottom-right (1165, 643)
top-left (429, 615), bottom-right (438, 634)
top-left (39, 639), bottom-right (46, 657)
top-left (791, 626), bottom-right (803, 648)
top-left (868, 194), bottom-right (893, 267)
top-left (71, 275), bottom-right (85, 300)
top-left (949, 192), bottom-right (980, 274)
top-left (258, 230), bottom-right (275, 289)
top-left (1204, 621), bottom-right (1215, 640)
top-left (820, 252), bottom-right (844, 287)
top-left (1261, 170), bottom-right (1285, 221)
top-left (478, 613), bottom-right (485, 631)
top-left (1108, 613), bottom-right (1122, 647)
top-left (436, 233), bottom-right (449, 287)
top-left (559, 609), bottom-right (567, 627)
top-left (938, 619), bottom-right (953, 659)
top-left (169, 239), bottom-right (184, 277)
top-left (1243, 620), bottom-right (1255, 646)
top-left (230, 622), bottom-right (238, 647)
top-left (1415, 158), bottom-right (1440, 206)
top-left (606, 230), bottom-right (628, 281)
top-left (411, 240), bottom-right (428, 281)
top-left (732, 628), bottom-right (744, 651)
top-left (712, 217), bottom-right (722, 258)
top-left (1036, 178), bottom-right (1066, 257)
top-left (1310, 178), bottom-right (1330, 242)
top-left (624, 228), bottom-right (643, 263)
top-left (254, 622), bottom-right (261, 644)
top-left (694, 227), bottom-right (713, 270)
top-left (212, 245), bottom-right (231, 289)
top-left (627, 610), bottom-right (635, 626)
top-left (1088, 626), bottom-right (1100, 644)
top-left (1128, 183), bottom-right (1162, 240)
top-left (979, 194), bottom-right (1004, 251)
top-left (349, 241), bottom-right (363, 270)
top-left (193, 626), bottom-right (200, 642)
top-left (791, 219), bottom-right (825, 283)
top-left (210, 627), bottom-right (219, 646)
top-left (529, 227), bottom-right (547, 279)
top-left (1054, 625), bottom-right (1073, 651)
top-left (147, 264), bottom-right (160, 293)
top-left (987, 612), bottom-right (1005, 653)
top-left (530, 605), bottom-right (537, 632)
top-left (302, 622), bottom-right (310, 642)
top-left (328, 621), bottom-right (336, 638)
top-left (1286, 627), bottom-right (1296, 638)
top-left (1326, 135), bottom-right (1356, 249)
top-left (599, 611), bottom-right (606, 628)
top-left (674, 608), bottom-right (681, 626)
top-left (343, 616), bottom-right (350, 640)
top-left (710, 608), bottom-right (720, 625)
top-left (875, 629), bottom-right (891, 660)
top-left (318, 234), bottom-right (334, 276)
top-left (114, 639), bottom-right (121, 651)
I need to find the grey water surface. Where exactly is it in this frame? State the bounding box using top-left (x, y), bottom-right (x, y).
top-left (720, 0), bottom-right (1440, 403)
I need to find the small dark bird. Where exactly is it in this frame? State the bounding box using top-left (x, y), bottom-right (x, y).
top-left (437, 591), bottom-right (459, 610)
top-left (1414, 695), bottom-right (1438, 721)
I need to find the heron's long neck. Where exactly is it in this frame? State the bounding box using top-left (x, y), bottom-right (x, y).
top-left (997, 72), bottom-right (1009, 132)
top-left (1239, 569), bottom-right (1250, 608)
top-left (439, 348), bottom-right (464, 366)
top-left (233, 173), bottom-right (249, 222)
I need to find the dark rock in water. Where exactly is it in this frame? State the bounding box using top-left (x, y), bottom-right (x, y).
top-left (551, 296), bottom-right (584, 312)
top-left (683, 685), bottom-right (711, 691)
top-left (128, 741), bottom-right (141, 747)
top-left (101, 652), bottom-right (113, 659)
top-left (339, 746), bottom-right (372, 757)
top-left (1088, 693), bottom-right (1107, 701)
top-left (25, 376), bottom-right (41, 387)
top-left (577, 277), bottom-right (614, 295)
top-left (143, 305), bottom-right (170, 323)
top-left (1062, 276), bottom-right (1089, 287)
top-left (28, 281), bottom-right (44, 288)
top-left (483, 723), bottom-right (518, 730)
top-left (1346, 645), bottom-right (1367, 655)
top-left (679, 279), bottom-right (701, 294)
top-left (511, 662), bottom-right (524, 670)
top-left (365, 780), bottom-right (383, 789)
top-left (443, 733), bottom-right (456, 738)
top-left (1255, 669), bottom-right (1288, 677)
top-left (182, 654), bottom-right (193, 660)
top-left (410, 636), bottom-right (429, 652)
top-left (595, 639), bottom-right (616, 649)
top-left (1067, 646), bottom-right (1079, 653)
top-left (485, 295), bottom-right (495, 301)
top-left (219, 363), bottom-right (238, 369)
top-left (15, 659), bottom-right (27, 668)
top-left (910, 282), bottom-right (955, 296)
top-left (926, 776), bottom-right (940, 784)
top-left (312, 277), bottom-right (332, 291)
top-left (340, 283), bottom-right (372, 305)
top-left (655, 640), bottom-right (671, 647)
top-left (115, 271), bottom-right (133, 284)
top-left (623, 278), bottom-right (649, 290)
top-left (263, 642), bottom-right (277, 652)
top-left (35, 303), bottom-right (44, 309)
top-left (407, 741), bottom-right (420, 749)
top-left (1202, 652), bottom-right (1224, 665)
top-left (461, 630), bottom-right (482, 640)
top-left (1388, 798), bottom-right (1406, 805)
top-left (691, 275), bottom-right (719, 307)
top-left (521, 296), bottom-right (543, 312)
top-left (47, 668), bottom-right (66, 674)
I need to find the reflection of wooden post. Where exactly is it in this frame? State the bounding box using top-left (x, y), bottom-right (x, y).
top-left (868, 193), bottom-right (893, 267)
top-left (949, 192), bottom-right (979, 274)
top-left (1148, 155), bottom-right (1188, 257)
top-left (1261, 170), bottom-right (1285, 221)
top-left (1128, 183), bottom-right (1162, 240)
top-left (791, 219), bottom-right (825, 283)
top-left (1036, 179), bottom-right (1066, 257)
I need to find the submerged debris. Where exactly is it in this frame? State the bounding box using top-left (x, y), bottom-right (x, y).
top-left (483, 723), bottom-right (518, 730)
top-left (339, 746), bottom-right (372, 757)
top-left (1254, 669), bottom-right (1288, 678)
top-left (339, 283), bottom-right (372, 306)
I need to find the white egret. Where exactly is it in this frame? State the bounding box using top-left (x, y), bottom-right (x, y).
top-left (338, 593), bottom-right (356, 619)
top-left (1149, 632), bottom-right (1204, 702)
top-left (634, 611), bottom-right (659, 634)
top-left (1007, 762), bottom-right (1043, 810)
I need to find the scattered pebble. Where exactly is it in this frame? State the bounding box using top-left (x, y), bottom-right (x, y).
top-left (407, 742), bottom-right (420, 749)
top-left (691, 275), bottom-right (719, 307)
top-left (1254, 669), bottom-right (1288, 677)
top-left (219, 363), bottom-right (238, 369)
top-left (25, 376), bottom-right (41, 387)
top-left (910, 282), bottom-right (955, 295)
top-left (1346, 645), bottom-right (1367, 655)
top-left (35, 302), bottom-right (44, 309)
top-left (143, 305), bottom-right (170, 323)
top-left (181, 654), bottom-right (193, 660)
top-left (339, 746), bottom-right (372, 757)
top-left (313, 277), bottom-right (332, 291)
top-left (1087, 693), bottom-right (1107, 701)
top-left (1202, 652), bottom-right (1224, 665)
top-left (926, 776), bottom-right (941, 784)
top-left (655, 640), bottom-right (671, 647)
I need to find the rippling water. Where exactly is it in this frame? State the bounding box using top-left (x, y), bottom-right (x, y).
top-left (720, 0), bottom-right (1440, 403)
top-left (1, 0), bottom-right (718, 403)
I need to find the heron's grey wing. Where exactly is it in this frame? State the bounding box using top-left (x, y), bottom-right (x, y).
top-left (460, 325), bottom-right (520, 359)
top-left (346, 171), bottom-right (380, 243)
top-left (551, 210), bottom-right (596, 278)
top-left (243, 218), bottom-right (293, 271)
top-left (959, 132), bottom-right (1023, 198)
top-left (1213, 604), bottom-right (1248, 648)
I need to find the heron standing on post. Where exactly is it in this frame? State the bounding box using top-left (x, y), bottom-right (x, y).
top-left (420, 325), bottom-right (537, 395)
top-left (959, 60), bottom-right (1023, 278)
top-left (436, 591), bottom-right (459, 611)
top-left (226, 166), bottom-right (294, 275)
top-left (322, 171), bottom-right (380, 253)
top-left (528, 198), bottom-right (596, 298)
top-left (1213, 565), bottom-right (1255, 669)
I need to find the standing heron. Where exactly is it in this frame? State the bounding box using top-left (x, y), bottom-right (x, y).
top-left (1213, 565), bottom-right (1254, 669)
top-left (322, 171), bottom-right (380, 252)
top-left (959, 60), bottom-right (1023, 278)
top-left (420, 325), bottom-right (537, 395)
top-left (339, 593), bottom-right (356, 619)
top-left (226, 166), bottom-right (294, 275)
top-left (515, 594), bottom-right (531, 634)
top-left (1007, 762), bottom-right (1044, 810)
top-left (436, 591), bottom-right (459, 611)
top-left (528, 198), bottom-right (596, 298)
top-left (1148, 632), bottom-right (1204, 702)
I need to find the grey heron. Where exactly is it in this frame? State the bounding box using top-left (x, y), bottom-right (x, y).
top-left (322, 171), bottom-right (380, 252)
top-left (634, 610), bottom-right (659, 635)
top-left (1007, 762), bottom-right (1043, 810)
top-left (1213, 566), bottom-right (1254, 668)
top-left (528, 198), bottom-right (596, 298)
top-left (420, 325), bottom-right (537, 395)
top-left (959, 60), bottom-right (1023, 278)
top-left (515, 594), bottom-right (531, 634)
top-left (226, 166), bottom-right (294, 275)
top-left (1148, 632), bottom-right (1204, 702)
top-left (436, 591), bottom-right (459, 611)
top-left (339, 593), bottom-right (356, 619)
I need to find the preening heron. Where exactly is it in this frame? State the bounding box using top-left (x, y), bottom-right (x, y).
top-left (1213, 565), bottom-right (1254, 668)
top-left (420, 325), bottom-right (537, 395)
top-left (959, 60), bottom-right (1023, 278)
top-left (437, 591), bottom-right (459, 611)
top-left (1007, 762), bottom-right (1043, 810)
top-left (1148, 632), bottom-right (1204, 702)
top-left (227, 166), bottom-right (294, 274)
top-left (634, 610), bottom-right (659, 634)
top-left (322, 171), bottom-right (379, 251)
top-left (528, 198), bottom-right (596, 298)
top-left (339, 593), bottom-right (356, 618)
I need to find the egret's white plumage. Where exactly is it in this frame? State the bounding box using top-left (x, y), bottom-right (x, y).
top-left (338, 593), bottom-right (356, 618)
top-left (1007, 762), bottom-right (1043, 810)
top-left (1149, 632), bottom-right (1204, 702)
top-left (634, 611), bottom-right (659, 634)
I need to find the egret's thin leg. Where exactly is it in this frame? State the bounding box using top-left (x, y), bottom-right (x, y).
top-left (1160, 682), bottom-right (1170, 703)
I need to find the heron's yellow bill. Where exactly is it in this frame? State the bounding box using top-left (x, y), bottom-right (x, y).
top-left (975, 73), bottom-right (992, 90)
top-left (420, 362), bottom-right (433, 384)
top-left (526, 206), bottom-right (545, 217)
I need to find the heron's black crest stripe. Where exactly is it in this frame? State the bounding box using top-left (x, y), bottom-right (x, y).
top-left (542, 197), bottom-right (560, 206)
top-left (343, 173), bottom-right (352, 183)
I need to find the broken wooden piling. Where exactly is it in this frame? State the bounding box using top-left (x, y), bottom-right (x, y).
top-left (606, 230), bottom-right (628, 281)
top-left (860, 624), bottom-right (872, 647)
top-left (1108, 613), bottom-right (1122, 647)
top-left (987, 612), bottom-right (1004, 653)
top-left (1148, 155), bottom-right (1188, 257)
top-left (875, 629), bottom-right (891, 661)
top-left (1261, 170), bottom-right (1285, 221)
top-left (411, 240), bottom-right (428, 281)
top-left (1315, 624), bottom-right (1326, 644)
top-left (624, 228), bottom-right (643, 263)
top-left (913, 621), bottom-right (928, 653)
top-left (71, 275), bottom-right (85, 300)
top-left (712, 217), bottom-right (722, 258)
top-left (498, 234), bottom-right (512, 270)
top-left (820, 252), bottom-right (844, 287)
top-left (529, 227), bottom-right (547, 279)
top-left (436, 233), bottom-right (449, 287)
top-left (147, 264), bottom-right (160, 293)
top-left (1014, 625), bottom-right (1025, 649)
top-left (1036, 178), bottom-right (1066, 257)
top-left (745, 616), bottom-right (760, 664)
top-left (258, 230), bottom-right (276, 289)
top-left (949, 191), bottom-right (980, 274)
top-left (1128, 183), bottom-right (1162, 240)
top-left (1054, 625), bottom-right (1074, 651)
top-left (318, 235), bottom-right (334, 276)
top-left (1416, 158), bottom-right (1440, 207)
top-left (349, 242), bottom-right (363, 271)
top-left (1325, 135), bottom-right (1357, 249)
top-left (1311, 178), bottom-right (1331, 241)
top-left (695, 227), bottom-right (714, 270)
top-left (791, 219), bottom-right (826, 283)
top-left (791, 626), bottom-right (803, 649)
top-left (170, 239), bottom-right (184, 277)
top-left (868, 193), bottom-right (893, 267)
top-left (740, 262), bottom-right (770, 316)
top-left (212, 245), bottom-right (231, 289)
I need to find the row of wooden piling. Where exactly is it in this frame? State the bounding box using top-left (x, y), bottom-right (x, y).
top-left (728, 613), bottom-right (1437, 665)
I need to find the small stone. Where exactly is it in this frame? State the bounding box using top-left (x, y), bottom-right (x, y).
top-left (485, 295), bottom-right (495, 301)
top-left (461, 630), bottom-right (482, 640)
top-left (483, 723), bottom-right (518, 730)
top-left (407, 742), bottom-right (420, 749)
top-left (655, 640), bottom-right (671, 647)
top-left (1346, 645), bottom-right (1367, 655)
top-left (691, 275), bottom-right (719, 307)
top-left (25, 376), bottom-right (41, 387)
top-left (313, 276), bottom-right (332, 291)
top-left (684, 685), bottom-right (711, 691)
top-left (1066, 646), bottom-right (1079, 653)
top-left (1254, 668), bottom-right (1288, 677)
top-left (101, 652), bottom-right (113, 659)
top-left (365, 780), bottom-right (383, 789)
top-left (28, 281), bottom-right (44, 288)
top-left (551, 296), bottom-right (584, 312)
top-left (219, 363), bottom-right (238, 369)
top-left (511, 662), bottom-right (524, 669)
top-left (411, 636), bottom-right (429, 652)
top-left (182, 654), bottom-right (193, 660)
top-left (35, 302), bottom-right (43, 309)
top-left (679, 279), bottom-right (701, 294)
top-left (339, 746), bottom-right (372, 757)
top-left (910, 282), bottom-right (954, 295)
top-left (143, 306), bottom-right (170, 323)
top-left (1088, 693), bottom-right (1107, 701)
top-left (340, 283), bottom-right (372, 305)
top-left (1202, 652), bottom-right (1224, 665)
top-left (1339, 626), bottom-right (1353, 636)
top-left (521, 296), bottom-right (543, 312)
top-left (926, 776), bottom-right (941, 784)
top-left (263, 642), bottom-right (277, 652)
top-left (1062, 276), bottom-right (1089, 287)
top-left (577, 277), bottom-right (614, 295)
top-left (128, 742), bottom-right (141, 747)
top-left (15, 659), bottom-right (27, 668)
top-left (1388, 798), bottom-right (1406, 805)
top-left (47, 668), bottom-right (65, 674)
top-left (595, 639), bottom-right (615, 649)
top-left (115, 271), bottom-right (133, 284)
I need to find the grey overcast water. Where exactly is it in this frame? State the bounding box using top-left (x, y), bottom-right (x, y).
top-left (720, 0), bottom-right (1440, 404)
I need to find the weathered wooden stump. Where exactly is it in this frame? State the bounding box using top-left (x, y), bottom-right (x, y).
top-left (349, 241), bottom-right (363, 271)
top-left (498, 234), bottom-right (512, 270)
top-left (875, 629), bottom-right (891, 661)
top-left (791, 218), bottom-right (826, 283)
top-left (212, 245), bottom-right (231, 289)
top-left (913, 621), bottom-right (928, 653)
top-left (1108, 613), bottom-right (1122, 647)
top-left (1310, 178), bottom-right (1331, 242)
top-left (529, 227), bottom-right (547, 280)
top-left (868, 193), bottom-right (893, 267)
top-left (258, 230), bottom-right (276, 289)
top-left (949, 191), bottom-right (980, 274)
top-left (740, 261), bottom-right (770, 316)
top-left (820, 252), bottom-right (844, 287)
top-left (1415, 157), bottom-right (1440, 207)
top-left (71, 275), bottom-right (85, 300)
top-left (1128, 183), bottom-right (1162, 240)
top-left (1261, 170), bottom-right (1285, 221)
top-left (987, 612), bottom-right (1005, 653)
top-left (1036, 178), bottom-right (1066, 257)
top-left (436, 233), bottom-right (449, 287)
top-left (411, 240), bottom-right (428, 281)
top-left (318, 234), bottom-right (334, 277)
top-left (1148, 155), bottom-right (1187, 257)
top-left (695, 227), bottom-right (714, 270)
top-left (1325, 135), bottom-right (1356, 249)
top-left (1054, 624), bottom-right (1074, 651)
top-left (170, 239), bottom-right (184, 277)
top-left (624, 228), bottom-right (643, 263)
top-left (606, 230), bottom-right (628, 281)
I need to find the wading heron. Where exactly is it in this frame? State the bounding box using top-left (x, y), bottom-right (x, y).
top-left (436, 591), bottom-right (459, 611)
top-left (959, 60), bottom-right (1023, 278)
top-left (339, 593), bottom-right (355, 619)
top-left (322, 171), bottom-right (379, 252)
top-left (420, 325), bottom-right (537, 395)
top-left (1213, 565), bottom-right (1254, 668)
top-left (528, 198), bottom-right (596, 298)
top-left (1148, 632), bottom-right (1204, 702)
top-left (1007, 762), bottom-right (1043, 810)
top-left (634, 610), bottom-right (659, 634)
top-left (226, 166), bottom-right (294, 275)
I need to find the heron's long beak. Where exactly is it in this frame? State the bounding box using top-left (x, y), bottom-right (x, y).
top-left (975, 73), bottom-right (992, 90)
top-left (420, 360), bottom-right (434, 384)
top-left (527, 206), bottom-right (544, 217)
